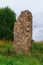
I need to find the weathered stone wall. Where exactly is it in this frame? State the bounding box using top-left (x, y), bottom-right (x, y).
top-left (14, 10), bottom-right (32, 54)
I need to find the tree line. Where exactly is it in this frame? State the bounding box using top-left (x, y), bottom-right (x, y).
top-left (0, 7), bottom-right (16, 41)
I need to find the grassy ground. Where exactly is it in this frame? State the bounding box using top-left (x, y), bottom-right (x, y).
top-left (0, 40), bottom-right (43, 65)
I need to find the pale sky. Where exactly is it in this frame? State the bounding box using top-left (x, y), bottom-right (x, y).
top-left (0, 0), bottom-right (43, 41)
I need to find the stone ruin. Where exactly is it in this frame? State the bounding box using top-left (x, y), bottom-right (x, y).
top-left (14, 10), bottom-right (32, 54)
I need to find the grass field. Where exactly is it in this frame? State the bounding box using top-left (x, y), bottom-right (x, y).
top-left (0, 40), bottom-right (43, 65)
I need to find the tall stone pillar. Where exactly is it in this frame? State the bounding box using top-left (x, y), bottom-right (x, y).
top-left (14, 10), bottom-right (32, 54)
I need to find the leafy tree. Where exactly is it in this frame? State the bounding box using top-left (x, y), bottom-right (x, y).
top-left (0, 7), bottom-right (16, 40)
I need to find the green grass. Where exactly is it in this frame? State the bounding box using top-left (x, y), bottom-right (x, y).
top-left (0, 41), bottom-right (43, 65)
top-left (0, 55), bottom-right (41, 65)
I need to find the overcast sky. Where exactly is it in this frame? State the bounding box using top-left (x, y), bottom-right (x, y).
top-left (0, 0), bottom-right (43, 41)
